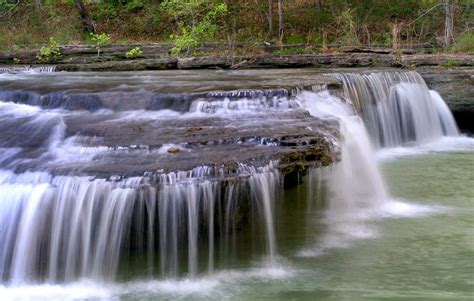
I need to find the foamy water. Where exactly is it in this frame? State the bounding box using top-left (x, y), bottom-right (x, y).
top-left (0, 262), bottom-right (296, 301)
top-left (377, 136), bottom-right (474, 162)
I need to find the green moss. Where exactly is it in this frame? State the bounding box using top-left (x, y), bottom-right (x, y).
top-left (440, 59), bottom-right (459, 68)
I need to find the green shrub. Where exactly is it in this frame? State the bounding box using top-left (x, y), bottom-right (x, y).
top-left (284, 35), bottom-right (306, 45)
top-left (125, 46), bottom-right (142, 58)
top-left (36, 37), bottom-right (61, 63)
top-left (161, 0), bottom-right (227, 55)
top-left (90, 33), bottom-right (111, 56)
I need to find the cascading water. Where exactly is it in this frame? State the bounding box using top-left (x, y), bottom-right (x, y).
top-left (0, 164), bottom-right (281, 283)
top-left (0, 69), bottom-right (466, 300)
top-left (333, 71), bottom-right (459, 147)
top-left (295, 90), bottom-right (390, 253)
top-left (0, 82), bottom-right (293, 284)
top-left (296, 90), bottom-right (388, 206)
top-left (0, 66), bottom-right (57, 74)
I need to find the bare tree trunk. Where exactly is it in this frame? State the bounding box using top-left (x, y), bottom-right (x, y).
top-left (74, 0), bottom-right (96, 34)
top-left (322, 30), bottom-right (328, 52)
top-left (278, 0), bottom-right (283, 42)
top-left (315, 0), bottom-right (323, 10)
top-left (391, 21), bottom-right (401, 51)
top-left (268, 0), bottom-right (273, 37)
top-left (35, 0), bottom-right (41, 16)
top-left (444, 0), bottom-right (454, 47)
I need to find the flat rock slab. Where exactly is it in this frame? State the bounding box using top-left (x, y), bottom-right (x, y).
top-left (0, 70), bottom-right (341, 178)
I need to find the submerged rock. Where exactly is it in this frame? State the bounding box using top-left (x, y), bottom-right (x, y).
top-left (167, 146), bottom-right (181, 153)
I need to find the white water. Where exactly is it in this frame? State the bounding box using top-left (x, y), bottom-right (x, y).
top-left (294, 88), bottom-right (459, 258)
top-left (296, 90), bottom-right (389, 207)
top-left (0, 162), bottom-right (280, 283)
top-left (190, 96), bottom-right (297, 114)
top-left (295, 91), bottom-right (392, 254)
top-left (0, 262), bottom-right (296, 301)
top-left (0, 69), bottom-right (467, 299)
top-left (0, 66), bottom-right (57, 74)
top-left (334, 71), bottom-right (459, 147)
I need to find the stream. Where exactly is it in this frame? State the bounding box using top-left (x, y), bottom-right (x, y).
top-left (0, 68), bottom-right (472, 300)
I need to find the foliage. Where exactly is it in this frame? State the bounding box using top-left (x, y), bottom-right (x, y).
top-left (284, 35), bottom-right (307, 45)
top-left (161, 0), bottom-right (227, 55)
top-left (90, 33), bottom-right (111, 56)
top-left (449, 32), bottom-right (474, 55)
top-left (36, 37), bottom-right (61, 63)
top-left (0, 0), bottom-right (472, 54)
top-left (381, 32), bottom-right (392, 46)
top-left (13, 57), bottom-right (20, 64)
top-left (335, 8), bottom-right (359, 45)
top-left (125, 46), bottom-right (142, 58)
top-left (0, 0), bottom-right (17, 16)
top-left (440, 59), bottom-right (459, 68)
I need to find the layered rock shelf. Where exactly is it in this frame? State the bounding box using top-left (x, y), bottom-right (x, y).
top-left (0, 44), bottom-right (472, 71)
top-left (0, 70), bottom-right (342, 183)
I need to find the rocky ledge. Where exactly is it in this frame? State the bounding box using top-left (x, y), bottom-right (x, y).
top-left (0, 70), bottom-right (342, 184)
top-left (0, 44), bottom-right (472, 71)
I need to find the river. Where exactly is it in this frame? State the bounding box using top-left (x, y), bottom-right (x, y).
top-left (0, 68), bottom-right (472, 300)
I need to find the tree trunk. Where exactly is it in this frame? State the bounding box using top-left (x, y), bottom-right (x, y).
top-left (391, 21), bottom-right (401, 51)
top-left (444, 0), bottom-right (454, 47)
top-left (268, 0), bottom-right (273, 37)
top-left (74, 0), bottom-right (96, 34)
top-left (315, 0), bottom-right (323, 10)
top-left (35, 0), bottom-right (41, 17)
top-left (278, 0), bottom-right (283, 42)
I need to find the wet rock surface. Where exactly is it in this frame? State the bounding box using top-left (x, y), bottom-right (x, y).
top-left (0, 70), bottom-right (341, 179)
top-left (55, 109), bottom-right (338, 177)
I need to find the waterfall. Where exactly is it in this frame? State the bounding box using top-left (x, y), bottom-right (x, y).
top-left (333, 71), bottom-right (459, 147)
top-left (296, 90), bottom-right (389, 208)
top-left (295, 90), bottom-right (392, 256)
top-left (0, 163), bottom-right (281, 283)
top-left (0, 85), bottom-right (288, 283)
top-left (0, 66), bottom-right (57, 74)
top-left (1, 68), bottom-right (460, 289)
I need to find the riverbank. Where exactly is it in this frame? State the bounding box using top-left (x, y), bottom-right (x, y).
top-left (1, 44), bottom-right (473, 71)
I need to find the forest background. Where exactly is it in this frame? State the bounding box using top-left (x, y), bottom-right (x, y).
top-left (0, 0), bottom-right (472, 54)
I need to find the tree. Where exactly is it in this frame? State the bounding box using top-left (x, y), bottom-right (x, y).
top-left (161, 0), bottom-right (227, 55)
top-left (74, 0), bottom-right (96, 34)
top-left (278, 0), bottom-right (283, 41)
top-left (268, 0), bottom-right (273, 37)
top-left (444, 0), bottom-right (454, 47)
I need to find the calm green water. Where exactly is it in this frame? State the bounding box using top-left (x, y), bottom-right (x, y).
top-left (2, 147), bottom-right (472, 300)
top-left (220, 150), bottom-right (474, 300)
